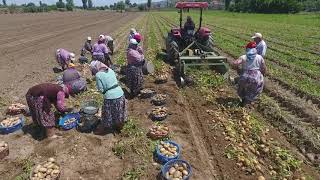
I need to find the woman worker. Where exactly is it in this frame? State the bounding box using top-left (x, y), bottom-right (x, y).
top-left (26, 83), bottom-right (73, 138)
top-left (92, 35), bottom-right (111, 67)
top-left (90, 61), bottom-right (127, 134)
top-left (126, 38), bottom-right (145, 97)
top-left (232, 42), bottom-right (267, 107)
top-left (56, 48), bottom-right (76, 70)
top-left (62, 63), bottom-right (87, 94)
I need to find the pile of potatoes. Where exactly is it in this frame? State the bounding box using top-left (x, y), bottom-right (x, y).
top-left (0, 117), bottom-right (20, 128)
top-left (63, 118), bottom-right (77, 126)
top-left (141, 88), bottom-right (155, 95)
top-left (152, 94), bottom-right (167, 102)
top-left (165, 163), bottom-right (189, 180)
top-left (158, 141), bottom-right (178, 158)
top-left (156, 74), bottom-right (168, 82)
top-left (31, 158), bottom-right (60, 180)
top-left (7, 103), bottom-right (27, 115)
top-left (0, 141), bottom-right (8, 151)
top-left (151, 107), bottom-right (168, 117)
top-left (148, 125), bottom-right (169, 139)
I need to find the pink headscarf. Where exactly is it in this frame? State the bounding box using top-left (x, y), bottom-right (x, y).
top-left (90, 60), bottom-right (108, 75)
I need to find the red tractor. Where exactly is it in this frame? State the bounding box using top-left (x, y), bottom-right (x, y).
top-left (166, 2), bottom-right (228, 86)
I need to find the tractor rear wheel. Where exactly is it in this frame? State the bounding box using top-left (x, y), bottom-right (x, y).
top-left (166, 40), bottom-right (179, 65)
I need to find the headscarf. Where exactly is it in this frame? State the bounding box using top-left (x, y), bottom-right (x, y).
top-left (245, 41), bottom-right (256, 49)
top-left (244, 42), bottom-right (257, 61)
top-left (98, 34), bottom-right (106, 43)
top-left (246, 48), bottom-right (257, 62)
top-left (133, 33), bottom-right (142, 43)
top-left (90, 60), bottom-right (108, 75)
top-left (128, 38), bottom-right (139, 50)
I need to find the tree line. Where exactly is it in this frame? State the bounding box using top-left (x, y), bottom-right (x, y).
top-left (225, 0), bottom-right (320, 13)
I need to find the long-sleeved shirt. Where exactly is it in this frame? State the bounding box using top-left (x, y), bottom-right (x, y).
top-left (256, 40), bottom-right (267, 57)
top-left (184, 21), bottom-right (195, 31)
top-left (127, 48), bottom-right (144, 65)
top-left (84, 41), bottom-right (92, 52)
top-left (233, 54), bottom-right (266, 75)
top-left (57, 49), bottom-right (71, 63)
top-left (26, 83), bottom-right (67, 112)
top-left (62, 68), bottom-right (81, 84)
top-left (92, 42), bottom-right (109, 56)
top-left (95, 69), bottom-right (124, 100)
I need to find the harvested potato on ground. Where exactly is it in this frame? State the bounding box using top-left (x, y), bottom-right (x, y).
top-left (0, 117), bottom-right (20, 128)
top-left (152, 94), bottom-right (167, 101)
top-left (31, 158), bottom-right (60, 180)
top-left (165, 162), bottom-right (189, 180)
top-left (148, 124), bottom-right (169, 139)
top-left (141, 88), bottom-right (155, 94)
top-left (0, 141), bottom-right (8, 151)
top-left (158, 141), bottom-right (178, 158)
top-left (151, 107), bottom-right (168, 117)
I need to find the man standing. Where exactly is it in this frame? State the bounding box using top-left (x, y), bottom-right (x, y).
top-left (252, 33), bottom-right (267, 57)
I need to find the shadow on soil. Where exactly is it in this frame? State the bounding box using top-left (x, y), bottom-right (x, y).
top-left (22, 123), bottom-right (46, 141)
top-left (52, 67), bottom-right (63, 73)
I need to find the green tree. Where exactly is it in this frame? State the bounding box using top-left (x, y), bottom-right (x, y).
top-left (116, 1), bottom-right (125, 12)
top-left (147, 0), bottom-right (151, 10)
top-left (88, 0), bottom-right (93, 8)
top-left (82, 0), bottom-right (87, 9)
top-left (2, 0), bottom-right (6, 6)
top-left (138, 4), bottom-right (144, 11)
top-left (66, 0), bottom-right (74, 11)
top-left (56, 0), bottom-right (65, 8)
top-left (225, 0), bottom-right (231, 10)
top-left (125, 0), bottom-right (131, 6)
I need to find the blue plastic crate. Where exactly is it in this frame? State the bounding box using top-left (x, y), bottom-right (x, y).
top-left (161, 159), bottom-right (192, 180)
top-left (155, 140), bottom-right (181, 165)
top-left (0, 116), bottom-right (25, 134)
top-left (58, 113), bottom-right (80, 130)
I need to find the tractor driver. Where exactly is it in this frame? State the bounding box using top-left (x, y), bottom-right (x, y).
top-left (184, 16), bottom-right (195, 38)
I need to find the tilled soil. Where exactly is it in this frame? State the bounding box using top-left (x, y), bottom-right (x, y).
top-left (0, 12), bottom-right (140, 107)
top-left (0, 12), bottom-right (143, 179)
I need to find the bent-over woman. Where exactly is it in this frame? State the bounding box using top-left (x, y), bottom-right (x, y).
top-left (26, 83), bottom-right (72, 138)
top-left (56, 48), bottom-right (75, 70)
top-left (62, 63), bottom-right (87, 94)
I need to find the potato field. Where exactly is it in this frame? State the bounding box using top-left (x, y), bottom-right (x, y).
top-left (0, 10), bottom-right (319, 180)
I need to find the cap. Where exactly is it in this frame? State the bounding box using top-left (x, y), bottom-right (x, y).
top-left (252, 33), bottom-right (262, 39)
top-left (87, 36), bottom-right (92, 41)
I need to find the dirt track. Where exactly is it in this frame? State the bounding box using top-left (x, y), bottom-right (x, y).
top-left (0, 12), bottom-right (140, 106)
